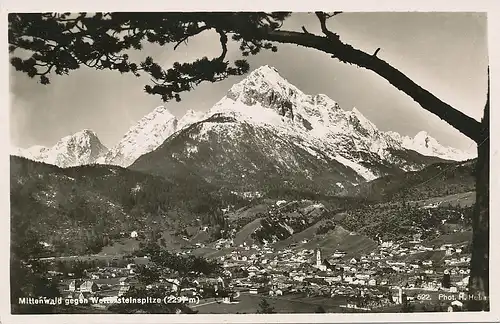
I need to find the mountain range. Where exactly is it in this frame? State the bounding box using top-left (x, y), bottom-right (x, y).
top-left (10, 65), bottom-right (478, 257)
top-left (11, 129), bottom-right (108, 168)
top-left (12, 65), bottom-right (476, 191)
top-left (96, 107), bottom-right (205, 167)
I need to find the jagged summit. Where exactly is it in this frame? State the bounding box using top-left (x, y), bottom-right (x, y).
top-left (13, 129), bottom-right (108, 168)
top-left (402, 131), bottom-right (474, 161)
top-left (225, 65), bottom-right (304, 113)
top-left (97, 105), bottom-right (206, 167)
top-left (246, 64), bottom-right (282, 80)
top-left (59, 129), bottom-right (102, 146)
top-left (208, 65), bottom-right (475, 163)
top-left (76, 129), bottom-right (99, 136)
top-left (98, 105), bottom-right (178, 167)
top-left (13, 65), bottom-right (475, 172)
top-left (130, 65), bottom-right (475, 197)
top-left (143, 105), bottom-right (175, 121)
top-left (178, 109), bottom-right (205, 130)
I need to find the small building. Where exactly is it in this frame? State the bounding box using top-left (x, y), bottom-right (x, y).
top-left (332, 251), bottom-right (346, 258)
top-left (247, 265), bottom-right (260, 273)
top-left (118, 285), bottom-right (130, 296)
top-left (68, 279), bottom-right (84, 292)
top-left (80, 280), bottom-right (98, 293)
top-left (355, 273), bottom-right (370, 280)
top-left (344, 276), bottom-right (353, 283)
top-left (165, 278), bottom-right (181, 292)
top-left (392, 287), bottom-right (404, 304)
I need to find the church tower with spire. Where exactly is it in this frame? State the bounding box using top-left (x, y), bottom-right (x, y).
top-left (315, 248), bottom-right (322, 267)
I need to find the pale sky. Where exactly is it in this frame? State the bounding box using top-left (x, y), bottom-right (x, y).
top-left (9, 12), bottom-right (488, 154)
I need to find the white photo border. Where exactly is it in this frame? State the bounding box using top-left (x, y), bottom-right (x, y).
top-left (0, 0), bottom-right (498, 323)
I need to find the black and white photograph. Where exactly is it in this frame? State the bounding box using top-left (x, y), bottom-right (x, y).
top-left (2, 4), bottom-right (497, 322)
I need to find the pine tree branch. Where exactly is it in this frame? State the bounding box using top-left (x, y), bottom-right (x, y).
top-left (258, 28), bottom-right (483, 143)
top-left (173, 25), bottom-right (211, 50)
top-left (216, 29), bottom-right (228, 61)
top-left (315, 12), bottom-right (340, 40)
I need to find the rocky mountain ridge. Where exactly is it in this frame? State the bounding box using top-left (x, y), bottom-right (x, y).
top-left (130, 65), bottom-right (471, 195)
top-left (12, 65), bottom-right (474, 173)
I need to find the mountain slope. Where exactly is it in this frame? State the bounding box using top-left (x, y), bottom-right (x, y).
top-left (98, 106), bottom-right (207, 167)
top-left (178, 109), bottom-right (206, 130)
top-left (98, 106), bottom-right (178, 167)
top-left (388, 130), bottom-right (476, 161)
top-left (12, 129), bottom-right (108, 168)
top-left (131, 113), bottom-right (365, 196)
top-left (348, 158), bottom-right (476, 202)
top-left (131, 65), bottom-right (461, 195)
top-left (10, 155), bottom-right (244, 255)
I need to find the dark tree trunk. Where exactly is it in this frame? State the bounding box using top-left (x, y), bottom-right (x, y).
top-left (262, 28), bottom-right (483, 143)
top-left (467, 79), bottom-right (489, 311)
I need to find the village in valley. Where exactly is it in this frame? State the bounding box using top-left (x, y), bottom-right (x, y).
top-left (35, 198), bottom-right (473, 314)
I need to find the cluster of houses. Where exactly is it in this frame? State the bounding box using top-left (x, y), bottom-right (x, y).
top-left (54, 256), bottom-right (233, 309)
top-left (200, 231), bottom-right (472, 311)
top-left (62, 275), bottom-right (134, 304)
top-left (47, 198), bottom-right (472, 313)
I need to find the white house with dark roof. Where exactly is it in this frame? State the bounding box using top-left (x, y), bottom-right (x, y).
top-left (80, 280), bottom-right (98, 293)
top-left (68, 279), bottom-right (84, 292)
top-left (118, 285), bottom-right (130, 296)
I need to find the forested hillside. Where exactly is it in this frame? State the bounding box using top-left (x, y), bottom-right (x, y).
top-left (10, 156), bottom-right (244, 255)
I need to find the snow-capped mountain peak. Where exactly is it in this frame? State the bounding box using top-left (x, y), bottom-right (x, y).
top-left (13, 65), bottom-right (475, 174)
top-left (226, 65), bottom-right (304, 109)
top-left (348, 107), bottom-right (379, 137)
top-left (13, 129), bottom-right (108, 168)
top-left (133, 66), bottom-right (478, 194)
top-left (14, 104), bottom-right (208, 168)
top-left (197, 65), bottom-right (475, 183)
top-left (99, 105), bottom-right (179, 167)
top-left (98, 105), bottom-right (208, 167)
top-left (399, 131), bottom-right (475, 161)
top-left (178, 109), bottom-right (205, 130)
top-left (140, 105), bottom-right (175, 123)
top-left (58, 129), bottom-right (100, 147)
top-left (209, 66), bottom-right (388, 147)
top-left (413, 131), bottom-right (432, 147)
